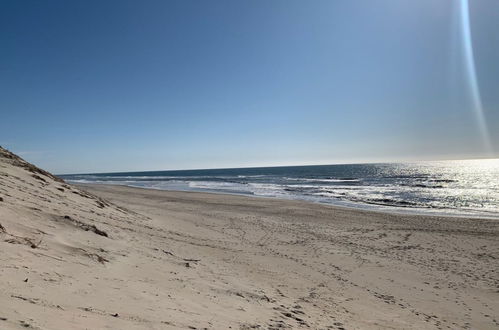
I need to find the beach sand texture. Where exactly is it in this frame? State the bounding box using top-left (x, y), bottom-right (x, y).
top-left (1, 146), bottom-right (498, 329)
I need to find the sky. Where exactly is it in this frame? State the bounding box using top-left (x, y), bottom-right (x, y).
top-left (1, 0), bottom-right (498, 174)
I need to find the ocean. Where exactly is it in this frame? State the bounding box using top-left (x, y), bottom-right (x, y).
top-left (61, 159), bottom-right (499, 218)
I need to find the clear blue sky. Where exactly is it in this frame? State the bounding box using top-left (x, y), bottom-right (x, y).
top-left (1, 0), bottom-right (498, 174)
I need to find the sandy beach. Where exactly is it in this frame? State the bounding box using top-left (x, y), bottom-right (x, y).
top-left (1, 147), bottom-right (499, 329)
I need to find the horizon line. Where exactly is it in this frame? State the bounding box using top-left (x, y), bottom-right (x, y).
top-left (57, 155), bottom-right (499, 176)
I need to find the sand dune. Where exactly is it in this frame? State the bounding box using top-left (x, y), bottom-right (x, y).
top-left (1, 146), bottom-right (498, 329)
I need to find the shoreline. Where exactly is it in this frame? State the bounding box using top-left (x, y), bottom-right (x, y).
top-left (76, 182), bottom-right (499, 221)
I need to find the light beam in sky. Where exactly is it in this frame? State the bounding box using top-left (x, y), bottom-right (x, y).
top-left (459, 0), bottom-right (492, 154)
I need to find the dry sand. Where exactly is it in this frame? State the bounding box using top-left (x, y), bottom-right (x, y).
top-left (1, 147), bottom-right (498, 329)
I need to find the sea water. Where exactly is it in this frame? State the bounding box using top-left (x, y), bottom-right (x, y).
top-left (61, 159), bottom-right (499, 218)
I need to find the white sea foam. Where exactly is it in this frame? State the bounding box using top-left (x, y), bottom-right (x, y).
top-left (284, 177), bottom-right (359, 183)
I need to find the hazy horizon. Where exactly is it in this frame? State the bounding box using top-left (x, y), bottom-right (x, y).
top-left (1, 0), bottom-right (498, 174)
top-left (54, 156), bottom-right (499, 176)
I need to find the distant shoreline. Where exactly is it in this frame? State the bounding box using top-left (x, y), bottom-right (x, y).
top-left (63, 160), bottom-right (499, 221)
top-left (76, 182), bottom-right (499, 221)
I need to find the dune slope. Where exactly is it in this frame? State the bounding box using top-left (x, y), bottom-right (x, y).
top-left (0, 147), bottom-right (158, 328)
